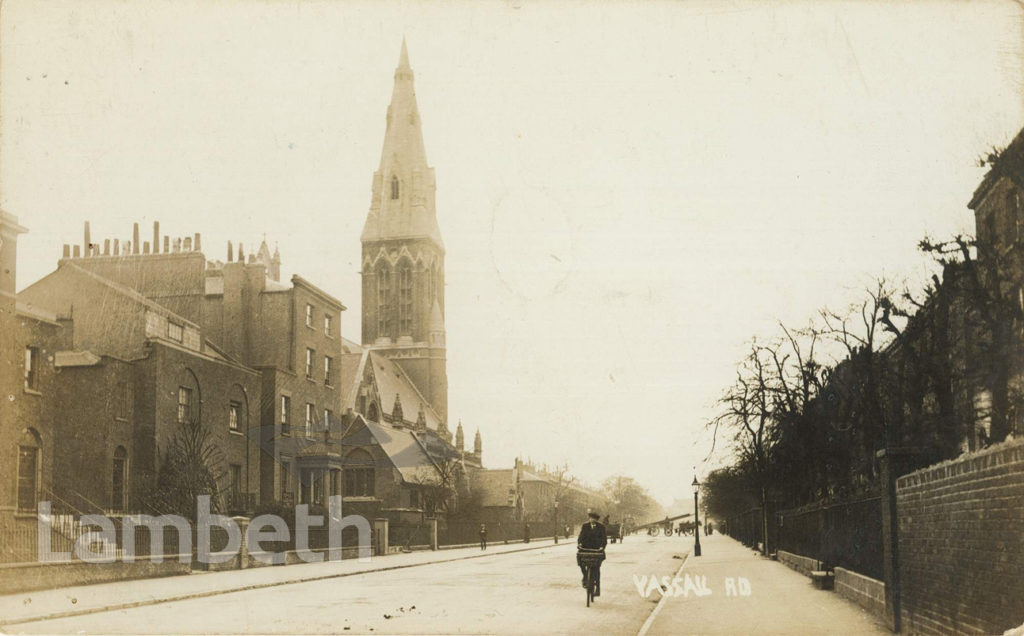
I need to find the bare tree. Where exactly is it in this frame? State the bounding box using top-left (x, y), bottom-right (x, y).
top-left (920, 234), bottom-right (1022, 444)
top-left (408, 457), bottom-right (465, 518)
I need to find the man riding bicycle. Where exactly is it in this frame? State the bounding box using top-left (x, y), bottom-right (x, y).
top-left (577, 512), bottom-right (607, 596)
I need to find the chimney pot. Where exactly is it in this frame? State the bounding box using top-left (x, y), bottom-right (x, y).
top-left (184, 237), bottom-right (192, 251)
top-left (163, 236), bottom-right (170, 253)
top-left (103, 239), bottom-right (110, 255)
top-left (143, 241), bottom-right (150, 254)
top-left (62, 244), bottom-right (70, 258)
top-left (194, 233), bottom-right (201, 252)
top-left (73, 245), bottom-right (81, 258)
top-left (114, 240), bottom-right (121, 256)
top-left (132, 223), bottom-right (140, 254)
top-left (153, 221), bottom-right (160, 254)
top-left (227, 241), bottom-right (234, 261)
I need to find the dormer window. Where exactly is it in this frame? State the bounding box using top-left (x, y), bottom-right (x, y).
top-left (391, 176), bottom-right (400, 200)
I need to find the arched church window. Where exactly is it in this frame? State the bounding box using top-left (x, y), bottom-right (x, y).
top-left (377, 266), bottom-right (391, 337)
top-left (399, 264), bottom-right (413, 335)
top-left (343, 449), bottom-right (375, 497)
top-left (391, 176), bottom-right (400, 200)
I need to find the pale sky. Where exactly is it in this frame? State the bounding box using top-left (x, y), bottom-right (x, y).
top-left (3, 0), bottom-right (1023, 505)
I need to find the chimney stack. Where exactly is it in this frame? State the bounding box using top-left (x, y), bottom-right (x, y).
top-left (153, 221), bottom-right (160, 254)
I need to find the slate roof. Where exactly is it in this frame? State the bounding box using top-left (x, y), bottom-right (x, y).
top-left (339, 351), bottom-right (366, 411)
top-left (369, 351), bottom-right (444, 431)
top-left (363, 419), bottom-right (439, 482)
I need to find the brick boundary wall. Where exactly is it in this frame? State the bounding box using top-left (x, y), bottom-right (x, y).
top-left (834, 567), bottom-right (885, 621)
top-left (896, 438), bottom-right (1024, 635)
top-left (777, 550), bottom-right (820, 577)
top-left (0, 558), bottom-right (190, 595)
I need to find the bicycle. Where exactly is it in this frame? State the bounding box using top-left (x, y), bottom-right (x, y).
top-left (578, 548), bottom-right (604, 607)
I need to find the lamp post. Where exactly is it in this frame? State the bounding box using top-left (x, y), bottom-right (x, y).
top-left (553, 500), bottom-right (559, 544)
top-left (692, 475), bottom-right (702, 557)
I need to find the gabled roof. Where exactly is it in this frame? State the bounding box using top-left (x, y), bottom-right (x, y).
top-left (969, 126), bottom-right (1024, 210)
top-left (362, 419), bottom-right (439, 482)
top-left (369, 351), bottom-right (444, 431)
top-left (339, 351), bottom-right (367, 411)
top-left (22, 262), bottom-right (200, 329)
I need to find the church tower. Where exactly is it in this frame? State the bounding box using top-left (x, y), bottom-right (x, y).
top-left (361, 40), bottom-right (448, 421)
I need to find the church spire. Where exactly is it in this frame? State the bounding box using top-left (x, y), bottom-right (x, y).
top-left (397, 37), bottom-right (411, 75)
top-left (362, 40), bottom-right (443, 249)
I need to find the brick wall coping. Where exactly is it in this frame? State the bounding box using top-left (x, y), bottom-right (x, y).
top-left (896, 437), bottom-right (1024, 491)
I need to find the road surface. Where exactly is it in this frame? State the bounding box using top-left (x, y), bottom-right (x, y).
top-left (7, 536), bottom-right (682, 634)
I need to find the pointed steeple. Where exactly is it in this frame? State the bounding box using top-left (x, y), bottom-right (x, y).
top-left (392, 393), bottom-right (404, 424)
top-left (438, 418), bottom-right (451, 442)
top-left (455, 420), bottom-right (464, 452)
top-left (398, 37), bottom-right (411, 74)
top-left (362, 40), bottom-right (443, 250)
top-left (256, 238), bottom-right (272, 265)
top-left (415, 403), bottom-right (427, 431)
top-left (474, 428), bottom-right (482, 455)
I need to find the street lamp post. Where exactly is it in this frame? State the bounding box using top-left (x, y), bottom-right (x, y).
top-left (692, 475), bottom-right (702, 557)
top-left (553, 500), bottom-right (559, 544)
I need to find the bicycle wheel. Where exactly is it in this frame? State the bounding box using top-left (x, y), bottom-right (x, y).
top-left (585, 566), bottom-right (593, 607)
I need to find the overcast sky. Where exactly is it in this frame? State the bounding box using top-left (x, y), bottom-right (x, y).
top-left (3, 1), bottom-right (1023, 506)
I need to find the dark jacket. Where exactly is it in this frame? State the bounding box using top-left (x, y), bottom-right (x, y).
top-left (577, 521), bottom-right (608, 550)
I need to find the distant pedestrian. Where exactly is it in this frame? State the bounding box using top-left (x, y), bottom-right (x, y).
top-left (524, 523), bottom-right (531, 543)
top-left (479, 524), bottom-right (487, 550)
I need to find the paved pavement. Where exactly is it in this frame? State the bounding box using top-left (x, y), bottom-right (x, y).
top-left (3, 535), bottom-right (686, 634)
top-left (642, 533), bottom-right (890, 635)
